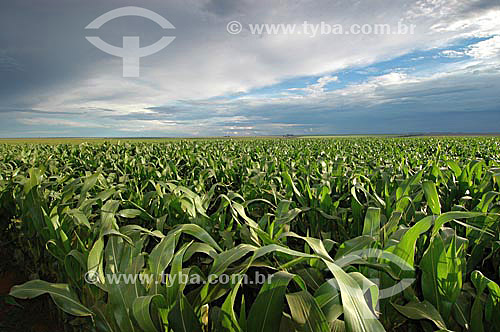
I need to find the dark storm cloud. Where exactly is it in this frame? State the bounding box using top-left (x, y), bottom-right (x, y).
top-left (203, 0), bottom-right (244, 17)
top-left (0, 108), bottom-right (74, 115)
top-left (1, 0), bottom-right (500, 137)
top-left (457, 0), bottom-right (500, 15)
top-left (0, 0), bottom-right (184, 103)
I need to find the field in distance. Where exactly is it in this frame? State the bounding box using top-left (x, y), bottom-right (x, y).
top-left (1, 133), bottom-right (499, 144)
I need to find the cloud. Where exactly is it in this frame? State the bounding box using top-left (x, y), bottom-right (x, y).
top-left (18, 118), bottom-right (109, 128)
top-left (410, 0), bottom-right (500, 38)
top-left (368, 72), bottom-right (412, 85)
top-left (466, 35), bottom-right (500, 58)
top-left (288, 75), bottom-right (338, 96)
top-left (439, 50), bottom-right (466, 58)
top-left (0, 52), bottom-right (24, 72)
top-left (1, 0), bottom-right (500, 136)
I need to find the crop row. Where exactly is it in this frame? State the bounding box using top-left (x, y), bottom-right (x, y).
top-left (0, 137), bottom-right (499, 331)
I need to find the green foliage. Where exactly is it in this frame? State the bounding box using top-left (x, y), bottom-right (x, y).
top-left (1, 137), bottom-right (499, 331)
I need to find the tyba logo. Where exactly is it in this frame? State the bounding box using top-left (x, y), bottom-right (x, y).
top-left (85, 6), bottom-right (175, 77)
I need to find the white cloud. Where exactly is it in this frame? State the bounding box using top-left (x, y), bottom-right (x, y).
top-left (369, 72), bottom-right (412, 85)
top-left (429, 8), bottom-right (500, 38)
top-left (466, 36), bottom-right (500, 59)
top-left (288, 75), bottom-right (338, 96)
top-left (440, 50), bottom-right (465, 58)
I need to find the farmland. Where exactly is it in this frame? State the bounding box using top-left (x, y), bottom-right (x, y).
top-left (1, 137), bottom-right (500, 331)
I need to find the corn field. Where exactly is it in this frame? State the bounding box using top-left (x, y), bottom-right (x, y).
top-left (1, 137), bottom-right (500, 332)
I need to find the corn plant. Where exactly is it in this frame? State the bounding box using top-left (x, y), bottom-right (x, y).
top-left (0, 137), bottom-right (499, 331)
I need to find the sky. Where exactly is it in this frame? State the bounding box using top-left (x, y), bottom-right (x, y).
top-left (0, 0), bottom-right (499, 137)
